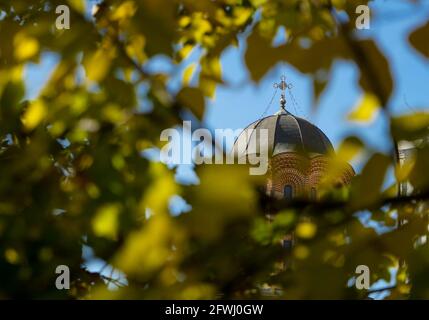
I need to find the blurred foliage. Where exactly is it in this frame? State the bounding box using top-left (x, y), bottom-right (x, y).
top-left (0, 0), bottom-right (429, 300)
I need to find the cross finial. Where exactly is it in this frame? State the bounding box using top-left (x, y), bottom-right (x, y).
top-left (273, 75), bottom-right (292, 112)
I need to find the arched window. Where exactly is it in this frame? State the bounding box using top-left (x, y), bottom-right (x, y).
top-left (284, 185), bottom-right (293, 200)
top-left (310, 187), bottom-right (317, 201)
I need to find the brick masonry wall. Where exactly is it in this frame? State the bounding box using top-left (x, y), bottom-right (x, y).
top-left (267, 152), bottom-right (355, 199)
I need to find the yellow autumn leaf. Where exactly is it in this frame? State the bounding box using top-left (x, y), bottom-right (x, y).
top-left (180, 284), bottom-right (215, 299)
top-left (126, 35), bottom-right (146, 64)
top-left (4, 248), bottom-right (20, 265)
top-left (294, 245), bottom-right (310, 259)
top-left (103, 103), bottom-right (125, 123)
top-left (178, 44), bottom-right (194, 61)
top-left (202, 56), bottom-right (221, 79)
top-left (183, 63), bottom-right (196, 85)
top-left (391, 112), bottom-right (429, 140)
top-left (395, 158), bottom-right (415, 182)
top-left (348, 93), bottom-right (380, 122)
top-left (215, 8), bottom-right (233, 27)
top-left (114, 214), bottom-right (173, 277)
top-left (11, 66), bottom-right (24, 82)
top-left (192, 14), bottom-right (212, 42)
top-left (111, 1), bottom-right (137, 21)
top-left (331, 0), bottom-right (346, 9)
top-left (397, 268), bottom-right (408, 282)
top-left (92, 203), bottom-right (121, 240)
top-left (233, 7), bottom-right (253, 26)
top-left (14, 33), bottom-right (39, 61)
top-left (296, 221), bottom-right (317, 239)
top-left (199, 56), bottom-right (222, 99)
top-left (48, 121), bottom-right (66, 138)
top-left (250, 0), bottom-right (268, 6)
top-left (178, 16), bottom-right (191, 28)
top-left (336, 137), bottom-right (364, 162)
top-left (140, 162), bottom-right (178, 216)
top-left (86, 183), bottom-right (100, 199)
top-left (111, 153), bottom-right (125, 170)
top-left (398, 284), bottom-right (411, 294)
top-left (84, 48), bottom-right (114, 82)
top-left (67, 0), bottom-right (85, 13)
top-left (22, 100), bottom-right (47, 131)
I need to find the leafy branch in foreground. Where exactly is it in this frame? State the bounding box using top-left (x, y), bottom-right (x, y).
top-left (0, 0), bottom-right (428, 299)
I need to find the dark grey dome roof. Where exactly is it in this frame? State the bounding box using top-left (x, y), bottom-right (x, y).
top-left (233, 110), bottom-right (334, 158)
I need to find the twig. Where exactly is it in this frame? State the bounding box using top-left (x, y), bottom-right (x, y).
top-left (367, 285), bottom-right (397, 295)
top-left (262, 188), bottom-right (429, 215)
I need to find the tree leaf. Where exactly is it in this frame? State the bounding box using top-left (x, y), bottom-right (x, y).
top-left (21, 100), bottom-right (47, 131)
top-left (408, 147), bottom-right (429, 192)
top-left (391, 111), bottom-right (429, 141)
top-left (14, 33), bottom-right (39, 62)
top-left (348, 93), bottom-right (380, 122)
top-left (177, 87), bottom-right (205, 120)
top-left (84, 48), bottom-right (115, 82)
top-left (356, 40), bottom-right (393, 107)
top-left (409, 21), bottom-right (429, 58)
top-left (350, 153), bottom-right (390, 209)
top-left (92, 203), bottom-right (121, 240)
top-left (199, 55), bottom-right (222, 98)
top-left (336, 136), bottom-right (364, 162)
top-left (182, 63), bottom-right (196, 86)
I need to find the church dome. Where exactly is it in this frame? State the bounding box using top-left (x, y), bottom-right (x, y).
top-left (233, 110), bottom-right (334, 158)
top-left (232, 76), bottom-right (354, 201)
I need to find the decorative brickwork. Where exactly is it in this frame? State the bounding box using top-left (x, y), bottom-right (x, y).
top-left (266, 152), bottom-right (354, 199)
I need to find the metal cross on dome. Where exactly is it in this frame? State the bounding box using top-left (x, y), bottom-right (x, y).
top-left (273, 75), bottom-right (293, 111)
